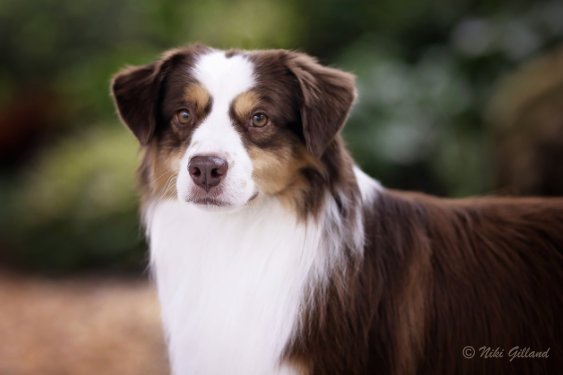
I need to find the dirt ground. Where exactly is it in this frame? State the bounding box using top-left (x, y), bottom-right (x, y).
top-left (0, 272), bottom-right (169, 375)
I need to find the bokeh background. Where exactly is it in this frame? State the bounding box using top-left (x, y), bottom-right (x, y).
top-left (1, 0), bottom-right (562, 373)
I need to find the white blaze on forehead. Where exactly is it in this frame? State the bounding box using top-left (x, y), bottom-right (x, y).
top-left (186, 50), bottom-right (255, 159)
top-left (192, 51), bottom-right (255, 106)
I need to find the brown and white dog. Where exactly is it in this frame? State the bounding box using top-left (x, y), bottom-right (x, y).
top-left (111, 44), bottom-right (563, 375)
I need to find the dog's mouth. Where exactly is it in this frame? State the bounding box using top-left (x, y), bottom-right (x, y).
top-left (190, 196), bottom-right (228, 207)
top-left (187, 191), bottom-right (259, 208)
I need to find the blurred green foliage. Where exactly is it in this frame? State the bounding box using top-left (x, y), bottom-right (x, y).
top-left (0, 128), bottom-right (143, 273)
top-left (0, 0), bottom-right (562, 273)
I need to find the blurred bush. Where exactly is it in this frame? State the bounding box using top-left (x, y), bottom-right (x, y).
top-left (488, 46), bottom-right (563, 195)
top-left (336, 1), bottom-right (563, 196)
top-left (0, 127), bottom-right (143, 273)
top-left (0, 0), bottom-right (562, 274)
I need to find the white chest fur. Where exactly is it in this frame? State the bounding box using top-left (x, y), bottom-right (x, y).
top-left (146, 197), bottom-right (326, 375)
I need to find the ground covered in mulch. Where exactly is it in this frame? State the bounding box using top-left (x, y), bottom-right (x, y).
top-left (0, 272), bottom-right (169, 375)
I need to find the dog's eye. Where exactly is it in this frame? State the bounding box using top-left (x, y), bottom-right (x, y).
top-left (176, 109), bottom-right (192, 126)
top-left (251, 113), bottom-right (269, 128)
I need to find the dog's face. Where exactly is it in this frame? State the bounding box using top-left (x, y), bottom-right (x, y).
top-left (112, 44), bottom-right (356, 210)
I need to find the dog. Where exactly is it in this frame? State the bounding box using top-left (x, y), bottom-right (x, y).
top-left (111, 44), bottom-right (563, 375)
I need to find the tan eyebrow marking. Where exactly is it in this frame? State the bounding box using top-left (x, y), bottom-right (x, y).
top-left (232, 91), bottom-right (261, 119)
top-left (184, 84), bottom-right (211, 114)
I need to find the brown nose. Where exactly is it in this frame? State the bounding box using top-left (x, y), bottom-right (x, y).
top-left (188, 155), bottom-right (228, 192)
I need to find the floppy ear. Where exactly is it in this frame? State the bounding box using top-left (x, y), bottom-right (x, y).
top-left (111, 62), bottom-right (161, 145)
top-left (286, 52), bottom-right (357, 158)
top-left (112, 45), bottom-right (210, 144)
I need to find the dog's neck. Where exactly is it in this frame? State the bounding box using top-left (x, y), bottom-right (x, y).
top-left (145, 195), bottom-right (335, 374)
top-left (144, 167), bottom-right (380, 374)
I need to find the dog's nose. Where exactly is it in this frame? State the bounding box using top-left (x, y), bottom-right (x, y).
top-left (188, 155), bottom-right (228, 192)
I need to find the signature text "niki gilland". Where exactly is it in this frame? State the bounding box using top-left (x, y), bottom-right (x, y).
top-left (479, 346), bottom-right (550, 362)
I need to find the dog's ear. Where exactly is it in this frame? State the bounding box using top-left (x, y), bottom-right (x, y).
top-left (111, 48), bottom-right (197, 145)
top-left (111, 61), bottom-right (161, 145)
top-left (286, 52), bottom-right (357, 158)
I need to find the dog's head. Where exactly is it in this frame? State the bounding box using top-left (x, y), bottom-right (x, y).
top-left (112, 44), bottom-right (356, 210)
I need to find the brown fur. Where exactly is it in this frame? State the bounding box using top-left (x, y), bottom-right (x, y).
top-left (248, 143), bottom-right (321, 210)
top-left (112, 44), bottom-right (563, 375)
top-left (287, 185), bottom-right (563, 374)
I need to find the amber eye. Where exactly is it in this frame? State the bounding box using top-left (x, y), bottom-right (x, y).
top-left (176, 109), bottom-right (192, 126)
top-left (251, 113), bottom-right (269, 128)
